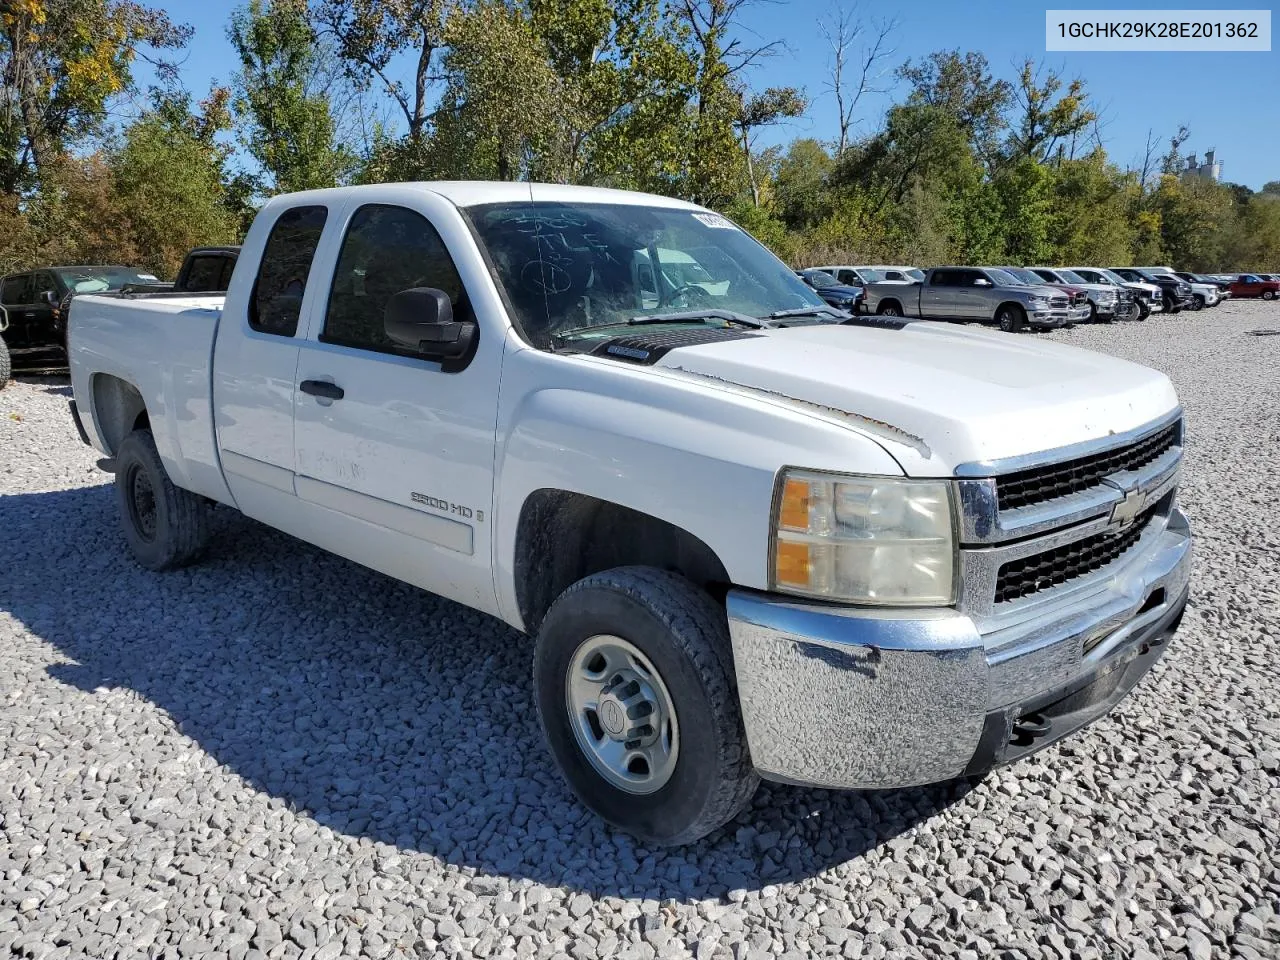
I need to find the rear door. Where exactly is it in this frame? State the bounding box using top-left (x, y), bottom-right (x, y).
top-left (290, 191), bottom-right (505, 615)
top-left (214, 202), bottom-right (333, 508)
top-left (921, 270), bottom-right (957, 317)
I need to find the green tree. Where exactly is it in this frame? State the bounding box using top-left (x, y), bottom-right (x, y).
top-left (735, 86), bottom-right (805, 206)
top-left (1007, 59), bottom-right (1096, 163)
top-left (428, 1), bottom-right (560, 181)
top-left (109, 106), bottom-right (240, 276)
top-left (229, 0), bottom-right (351, 193)
top-left (773, 138), bottom-right (834, 229)
top-left (0, 0), bottom-right (188, 191)
top-left (898, 50), bottom-right (1011, 167)
top-left (315, 0), bottom-right (448, 141)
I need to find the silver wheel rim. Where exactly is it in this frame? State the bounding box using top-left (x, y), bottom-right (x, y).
top-left (565, 635), bottom-right (679, 795)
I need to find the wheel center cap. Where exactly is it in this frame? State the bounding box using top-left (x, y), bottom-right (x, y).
top-left (599, 697), bottom-right (626, 737)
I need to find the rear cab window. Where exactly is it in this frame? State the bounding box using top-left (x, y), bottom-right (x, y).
top-left (250, 205), bottom-right (328, 337)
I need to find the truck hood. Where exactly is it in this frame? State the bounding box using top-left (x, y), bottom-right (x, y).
top-left (654, 321), bottom-right (1178, 476)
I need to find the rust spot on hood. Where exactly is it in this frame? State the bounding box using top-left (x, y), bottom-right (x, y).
top-left (669, 366), bottom-right (932, 459)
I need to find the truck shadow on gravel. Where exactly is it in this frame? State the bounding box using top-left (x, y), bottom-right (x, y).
top-left (0, 485), bottom-right (974, 901)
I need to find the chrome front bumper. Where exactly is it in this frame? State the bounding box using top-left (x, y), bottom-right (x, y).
top-left (726, 508), bottom-right (1192, 790)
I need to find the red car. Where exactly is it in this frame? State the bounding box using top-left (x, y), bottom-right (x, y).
top-left (1227, 274), bottom-right (1280, 300)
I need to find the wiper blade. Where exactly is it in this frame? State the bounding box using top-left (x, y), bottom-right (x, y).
top-left (555, 309), bottom-right (765, 340)
top-left (625, 309), bottom-right (765, 328)
top-left (766, 305), bottom-right (844, 320)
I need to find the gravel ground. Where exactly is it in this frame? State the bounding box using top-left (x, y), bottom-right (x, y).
top-left (1, 301), bottom-right (1278, 960)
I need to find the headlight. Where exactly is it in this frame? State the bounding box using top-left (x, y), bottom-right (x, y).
top-left (771, 470), bottom-right (956, 605)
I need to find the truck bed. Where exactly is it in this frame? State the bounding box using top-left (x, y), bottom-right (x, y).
top-left (68, 293), bottom-right (232, 504)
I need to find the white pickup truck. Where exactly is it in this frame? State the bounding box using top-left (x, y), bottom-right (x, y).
top-left (67, 182), bottom-right (1193, 845)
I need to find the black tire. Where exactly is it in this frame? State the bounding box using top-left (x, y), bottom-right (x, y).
top-left (534, 566), bottom-right (759, 845)
top-left (1088, 303), bottom-right (1102, 324)
top-left (1263, 290), bottom-right (1276, 301)
top-left (1137, 301), bottom-right (1150, 321)
top-left (114, 429), bottom-right (209, 571)
top-left (0, 335), bottom-right (9, 389)
top-left (997, 304), bottom-right (1024, 333)
top-left (1192, 295), bottom-right (1205, 311)
top-left (877, 301), bottom-right (902, 317)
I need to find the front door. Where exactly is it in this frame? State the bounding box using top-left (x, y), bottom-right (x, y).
top-left (291, 196), bottom-right (504, 616)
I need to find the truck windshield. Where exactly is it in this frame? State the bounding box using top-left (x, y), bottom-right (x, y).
top-left (1056, 269), bottom-right (1088, 284)
top-left (54, 266), bottom-right (161, 293)
top-left (986, 268), bottom-right (1021, 285)
top-left (1003, 268), bottom-right (1045, 286)
top-left (906, 269), bottom-right (926, 282)
top-left (465, 201), bottom-right (825, 349)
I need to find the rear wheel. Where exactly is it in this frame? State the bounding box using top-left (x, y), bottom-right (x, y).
top-left (997, 304), bottom-right (1025, 333)
top-left (878, 301), bottom-right (902, 317)
top-left (534, 567), bottom-right (759, 845)
top-left (1264, 290), bottom-right (1276, 301)
top-left (114, 429), bottom-right (210, 570)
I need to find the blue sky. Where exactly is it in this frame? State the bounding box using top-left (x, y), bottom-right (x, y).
top-left (135, 0), bottom-right (1278, 189)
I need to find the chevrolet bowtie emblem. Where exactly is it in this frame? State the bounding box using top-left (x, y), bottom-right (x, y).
top-left (1109, 487), bottom-right (1144, 526)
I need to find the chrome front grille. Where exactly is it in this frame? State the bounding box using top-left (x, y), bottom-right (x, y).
top-left (995, 421), bottom-right (1179, 511)
top-left (955, 410), bottom-right (1185, 625)
top-left (994, 506), bottom-right (1158, 603)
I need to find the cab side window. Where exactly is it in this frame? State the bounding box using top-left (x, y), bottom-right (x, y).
top-left (321, 204), bottom-right (469, 357)
top-left (33, 271), bottom-right (57, 301)
top-left (185, 256), bottom-right (225, 292)
top-left (930, 270), bottom-right (957, 286)
top-left (250, 205), bottom-right (328, 337)
top-left (2, 274), bottom-right (30, 305)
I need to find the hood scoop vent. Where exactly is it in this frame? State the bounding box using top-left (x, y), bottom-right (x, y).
top-left (591, 328), bottom-right (760, 365)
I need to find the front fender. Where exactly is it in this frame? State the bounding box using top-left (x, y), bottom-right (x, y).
top-left (491, 346), bottom-right (905, 629)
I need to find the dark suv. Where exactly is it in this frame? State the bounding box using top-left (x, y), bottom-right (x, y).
top-left (1111, 269), bottom-right (1193, 313)
top-left (0, 265), bottom-right (162, 362)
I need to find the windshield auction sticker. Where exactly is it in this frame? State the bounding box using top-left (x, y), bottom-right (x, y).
top-left (1046, 9), bottom-right (1271, 50)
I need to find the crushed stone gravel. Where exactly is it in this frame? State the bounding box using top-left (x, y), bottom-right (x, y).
top-left (1, 301), bottom-right (1277, 959)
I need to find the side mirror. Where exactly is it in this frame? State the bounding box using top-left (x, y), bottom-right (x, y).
top-left (973, 278), bottom-right (992, 287)
top-left (41, 290), bottom-right (57, 305)
top-left (384, 287), bottom-right (476, 365)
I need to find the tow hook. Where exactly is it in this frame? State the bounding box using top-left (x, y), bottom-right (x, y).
top-left (1011, 712), bottom-right (1052, 746)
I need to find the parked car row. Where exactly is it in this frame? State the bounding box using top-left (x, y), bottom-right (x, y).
top-left (794, 259), bottom-right (1277, 335)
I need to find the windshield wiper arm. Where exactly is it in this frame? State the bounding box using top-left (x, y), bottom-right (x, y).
top-left (555, 309), bottom-right (766, 340)
top-left (625, 309), bottom-right (765, 328)
top-left (766, 305), bottom-right (844, 320)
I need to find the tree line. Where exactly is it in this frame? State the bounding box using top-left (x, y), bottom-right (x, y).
top-left (2, 0), bottom-right (1277, 280)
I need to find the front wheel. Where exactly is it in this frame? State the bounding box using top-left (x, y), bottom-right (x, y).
top-left (1192, 295), bottom-right (1205, 311)
top-left (0, 335), bottom-right (9, 389)
top-left (997, 305), bottom-right (1025, 333)
top-left (114, 429), bottom-right (210, 570)
top-left (534, 567), bottom-right (759, 845)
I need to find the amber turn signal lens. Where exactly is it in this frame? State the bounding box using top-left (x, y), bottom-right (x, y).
top-left (778, 477), bottom-right (810, 531)
top-left (774, 540), bottom-right (811, 587)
